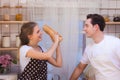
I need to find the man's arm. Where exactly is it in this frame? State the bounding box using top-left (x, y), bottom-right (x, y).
top-left (70, 62), bottom-right (87, 80)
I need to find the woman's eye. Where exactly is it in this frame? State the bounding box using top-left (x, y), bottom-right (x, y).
top-left (37, 30), bottom-right (40, 33)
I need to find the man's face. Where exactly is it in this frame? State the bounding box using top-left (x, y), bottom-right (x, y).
top-left (83, 19), bottom-right (96, 38)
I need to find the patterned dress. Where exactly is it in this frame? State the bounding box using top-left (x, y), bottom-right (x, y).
top-left (18, 47), bottom-right (47, 80)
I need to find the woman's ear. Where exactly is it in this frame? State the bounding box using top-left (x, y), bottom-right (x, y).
top-left (28, 35), bottom-right (32, 40)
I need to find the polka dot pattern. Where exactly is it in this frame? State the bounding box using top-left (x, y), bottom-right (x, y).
top-left (18, 47), bottom-right (47, 80)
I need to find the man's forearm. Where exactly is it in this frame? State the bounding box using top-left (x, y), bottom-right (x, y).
top-left (70, 66), bottom-right (83, 80)
top-left (70, 63), bottom-right (87, 80)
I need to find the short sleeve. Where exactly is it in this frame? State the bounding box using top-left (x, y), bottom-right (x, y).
top-left (116, 39), bottom-right (120, 59)
top-left (80, 47), bottom-right (90, 64)
top-left (111, 38), bottom-right (120, 70)
top-left (20, 45), bottom-right (32, 58)
top-left (114, 40), bottom-right (120, 70)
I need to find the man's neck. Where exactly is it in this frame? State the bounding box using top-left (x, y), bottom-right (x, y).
top-left (93, 31), bottom-right (104, 44)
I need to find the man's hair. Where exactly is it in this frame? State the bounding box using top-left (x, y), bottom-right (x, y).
top-left (87, 14), bottom-right (105, 31)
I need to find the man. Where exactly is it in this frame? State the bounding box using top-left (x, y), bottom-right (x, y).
top-left (70, 14), bottom-right (120, 80)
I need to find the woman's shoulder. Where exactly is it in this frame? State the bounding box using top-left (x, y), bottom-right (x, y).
top-left (20, 45), bottom-right (32, 50)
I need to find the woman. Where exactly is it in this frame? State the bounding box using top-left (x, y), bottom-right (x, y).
top-left (18, 22), bottom-right (62, 80)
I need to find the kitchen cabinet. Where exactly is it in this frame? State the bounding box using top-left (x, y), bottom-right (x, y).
top-left (0, 20), bottom-right (28, 73)
top-left (0, 1), bottom-right (29, 75)
top-left (99, 0), bottom-right (120, 38)
top-left (100, 0), bottom-right (120, 25)
top-left (100, 8), bottom-right (120, 25)
top-left (0, 21), bottom-right (28, 49)
top-left (0, 6), bottom-right (28, 21)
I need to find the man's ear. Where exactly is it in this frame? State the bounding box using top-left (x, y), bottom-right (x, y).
top-left (94, 24), bottom-right (99, 31)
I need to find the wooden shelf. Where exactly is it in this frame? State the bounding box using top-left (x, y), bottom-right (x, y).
top-left (0, 48), bottom-right (18, 51)
top-left (0, 6), bottom-right (26, 8)
top-left (100, 8), bottom-right (120, 10)
top-left (106, 22), bottom-right (120, 25)
top-left (0, 21), bottom-right (29, 24)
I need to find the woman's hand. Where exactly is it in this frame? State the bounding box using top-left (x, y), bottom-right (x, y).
top-left (54, 32), bottom-right (60, 44)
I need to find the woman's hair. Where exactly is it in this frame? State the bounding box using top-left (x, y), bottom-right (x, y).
top-left (87, 14), bottom-right (105, 31)
top-left (19, 22), bottom-right (37, 45)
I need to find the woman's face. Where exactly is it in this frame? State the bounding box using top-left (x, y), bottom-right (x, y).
top-left (29, 25), bottom-right (43, 43)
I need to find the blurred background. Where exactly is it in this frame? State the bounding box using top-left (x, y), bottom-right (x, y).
top-left (0, 0), bottom-right (120, 80)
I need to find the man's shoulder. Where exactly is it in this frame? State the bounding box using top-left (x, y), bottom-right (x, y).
top-left (105, 35), bottom-right (120, 44)
top-left (105, 35), bottom-right (119, 40)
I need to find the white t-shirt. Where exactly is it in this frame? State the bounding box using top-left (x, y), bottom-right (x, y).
top-left (81, 35), bottom-right (120, 80)
top-left (19, 45), bottom-right (32, 72)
